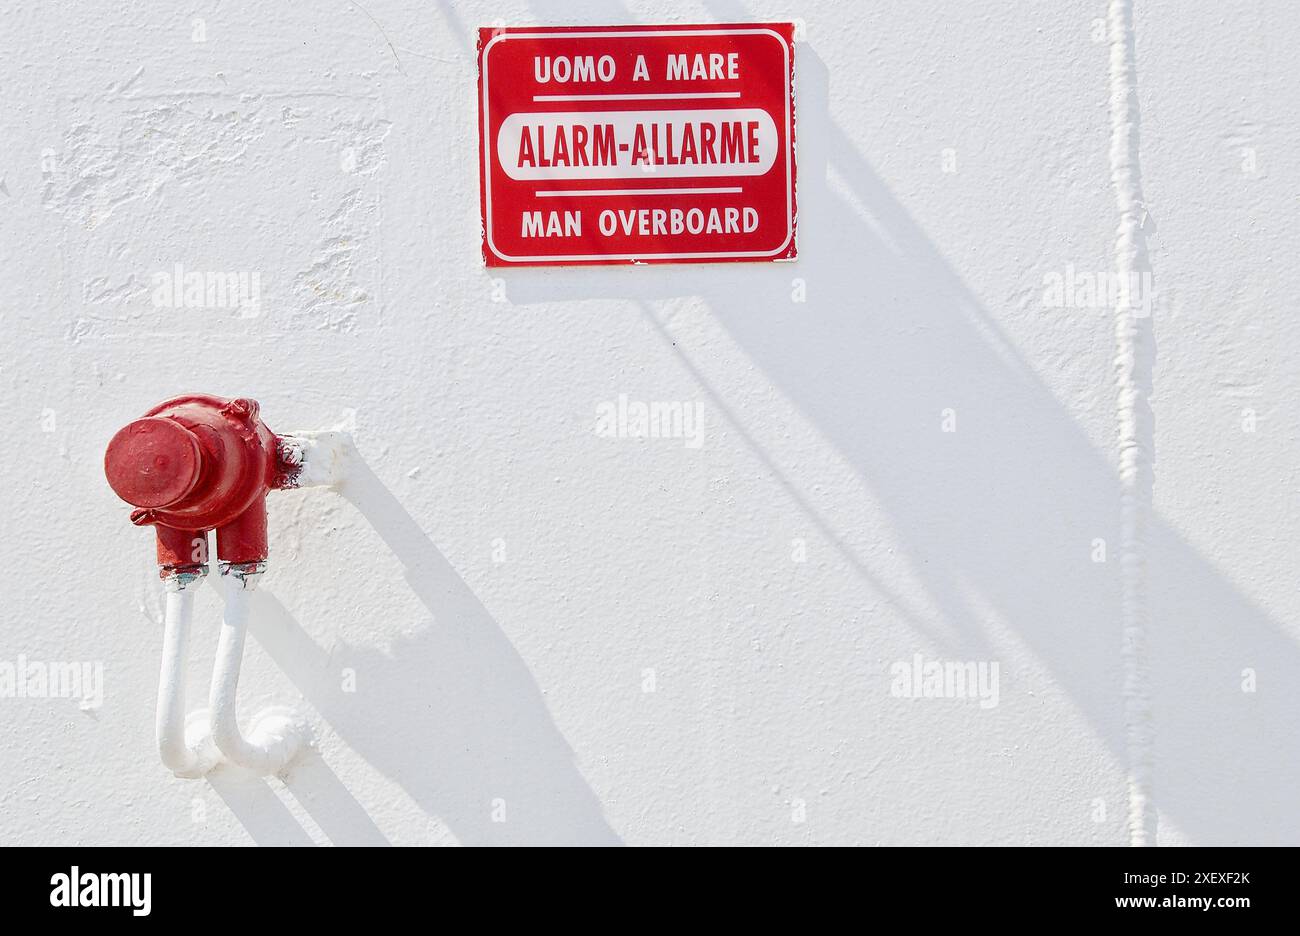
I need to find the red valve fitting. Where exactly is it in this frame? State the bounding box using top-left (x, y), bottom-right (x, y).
top-left (104, 394), bottom-right (299, 576)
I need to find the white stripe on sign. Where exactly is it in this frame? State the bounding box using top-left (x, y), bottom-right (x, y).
top-left (535, 187), bottom-right (744, 198)
top-left (532, 92), bottom-right (743, 102)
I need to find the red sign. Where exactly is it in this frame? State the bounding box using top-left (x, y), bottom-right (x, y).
top-left (477, 23), bottom-right (797, 266)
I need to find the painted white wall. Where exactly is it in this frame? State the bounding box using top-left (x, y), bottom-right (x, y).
top-left (1, 0), bottom-right (1295, 846)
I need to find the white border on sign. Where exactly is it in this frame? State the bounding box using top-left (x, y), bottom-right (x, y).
top-left (481, 28), bottom-right (795, 263)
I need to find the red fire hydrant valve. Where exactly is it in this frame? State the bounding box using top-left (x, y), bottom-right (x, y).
top-left (105, 394), bottom-right (299, 576)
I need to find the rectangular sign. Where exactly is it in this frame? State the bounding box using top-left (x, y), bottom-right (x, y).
top-left (477, 23), bottom-right (797, 266)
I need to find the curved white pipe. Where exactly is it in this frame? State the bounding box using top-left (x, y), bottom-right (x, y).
top-left (209, 564), bottom-right (309, 775)
top-left (156, 571), bottom-right (216, 778)
top-left (151, 433), bottom-right (343, 780)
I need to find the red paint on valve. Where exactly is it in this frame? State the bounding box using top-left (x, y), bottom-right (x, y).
top-left (104, 416), bottom-right (203, 509)
top-left (105, 394), bottom-right (299, 575)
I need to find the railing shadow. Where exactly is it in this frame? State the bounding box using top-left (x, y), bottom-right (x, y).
top-left (234, 451), bottom-right (621, 846)
top-left (500, 41), bottom-right (1300, 844)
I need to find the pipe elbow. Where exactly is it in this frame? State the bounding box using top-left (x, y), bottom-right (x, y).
top-left (208, 566), bottom-right (310, 776)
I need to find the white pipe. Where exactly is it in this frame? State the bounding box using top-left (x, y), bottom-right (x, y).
top-left (208, 563), bottom-right (309, 775)
top-left (150, 432), bottom-right (342, 780)
top-left (156, 570), bottom-right (216, 778)
top-left (1107, 0), bottom-right (1156, 847)
top-left (276, 430), bottom-right (352, 489)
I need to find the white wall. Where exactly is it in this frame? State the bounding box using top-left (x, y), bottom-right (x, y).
top-left (1, 0), bottom-right (1296, 845)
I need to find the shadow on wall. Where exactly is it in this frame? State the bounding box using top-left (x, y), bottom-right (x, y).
top-left (209, 746), bottom-right (390, 846)
top-left (218, 452), bottom-right (622, 846)
top-left (203, 37), bottom-right (1296, 845)
top-left (501, 43), bottom-right (1300, 845)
